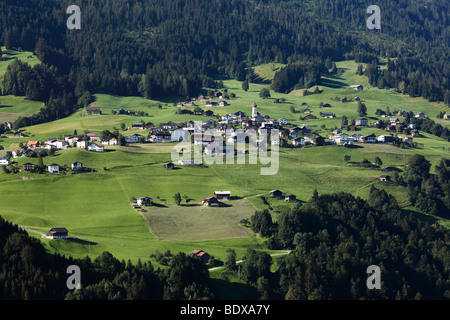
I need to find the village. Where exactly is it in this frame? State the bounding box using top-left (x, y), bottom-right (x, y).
top-left (1, 95), bottom-right (433, 175)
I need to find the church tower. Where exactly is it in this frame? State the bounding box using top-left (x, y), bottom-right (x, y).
top-left (251, 103), bottom-right (258, 118)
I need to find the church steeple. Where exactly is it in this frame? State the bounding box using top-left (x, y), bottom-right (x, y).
top-left (251, 102), bottom-right (258, 118)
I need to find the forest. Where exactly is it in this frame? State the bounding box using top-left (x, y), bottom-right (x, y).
top-left (1, 0), bottom-right (449, 129)
top-left (244, 157), bottom-right (450, 300)
top-left (0, 216), bottom-right (213, 300)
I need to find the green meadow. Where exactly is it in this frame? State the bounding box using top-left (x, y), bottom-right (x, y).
top-left (0, 54), bottom-right (449, 267)
top-left (0, 47), bottom-right (43, 123)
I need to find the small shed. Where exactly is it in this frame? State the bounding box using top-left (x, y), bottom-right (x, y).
top-left (379, 175), bottom-right (391, 182)
top-left (190, 249), bottom-right (211, 263)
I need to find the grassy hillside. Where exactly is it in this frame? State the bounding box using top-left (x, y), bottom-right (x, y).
top-left (0, 57), bottom-right (449, 266)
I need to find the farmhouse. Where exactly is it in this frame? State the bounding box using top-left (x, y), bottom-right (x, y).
top-left (377, 135), bottom-right (395, 144)
top-left (285, 194), bottom-right (296, 202)
top-left (0, 157), bottom-right (9, 165)
top-left (361, 134), bottom-right (377, 143)
top-left (292, 137), bottom-right (305, 147)
top-left (87, 133), bottom-right (101, 141)
top-left (190, 249), bottom-right (211, 263)
top-left (303, 114), bottom-right (317, 120)
top-left (204, 110), bottom-right (214, 117)
top-left (11, 149), bottom-right (25, 158)
top-left (76, 140), bottom-right (88, 148)
top-left (71, 161), bottom-right (83, 170)
top-left (27, 140), bottom-right (39, 148)
top-left (414, 112), bottom-right (425, 118)
top-left (125, 134), bottom-right (141, 143)
top-left (48, 163), bottom-right (60, 174)
top-left (151, 132), bottom-right (171, 143)
top-left (179, 109), bottom-right (193, 115)
top-left (85, 106), bottom-right (101, 115)
top-left (14, 132), bottom-right (26, 138)
top-left (270, 189), bottom-right (283, 198)
top-left (46, 228), bottom-right (69, 239)
top-left (202, 196), bottom-right (219, 207)
top-left (164, 162), bottom-right (175, 169)
top-left (379, 175), bottom-right (391, 182)
top-left (214, 191), bottom-right (231, 201)
top-left (22, 163), bottom-right (35, 172)
top-left (350, 85), bottom-right (363, 90)
top-left (88, 143), bottom-right (105, 152)
top-left (137, 197), bottom-right (153, 206)
top-left (322, 112), bottom-right (335, 118)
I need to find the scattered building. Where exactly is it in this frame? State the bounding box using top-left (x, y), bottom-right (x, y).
top-left (202, 196), bottom-right (220, 207)
top-left (22, 163), bottom-right (35, 172)
top-left (190, 249), bottom-right (211, 263)
top-left (270, 189), bottom-right (283, 198)
top-left (48, 163), bottom-right (60, 174)
top-left (285, 194), bottom-right (296, 202)
top-left (214, 191), bottom-right (231, 201)
top-left (137, 197), bottom-right (153, 207)
top-left (349, 85), bottom-right (363, 91)
top-left (46, 228), bottom-right (69, 239)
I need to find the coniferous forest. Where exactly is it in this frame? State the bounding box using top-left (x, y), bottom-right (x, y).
top-left (0, 0), bottom-right (449, 129)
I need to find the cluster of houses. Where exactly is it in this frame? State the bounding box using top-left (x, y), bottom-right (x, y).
top-left (269, 189), bottom-right (297, 202)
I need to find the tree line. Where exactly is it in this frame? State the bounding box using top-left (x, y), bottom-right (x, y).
top-left (241, 155), bottom-right (450, 300)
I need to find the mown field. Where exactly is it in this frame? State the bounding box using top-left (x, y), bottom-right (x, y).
top-left (0, 53), bottom-right (449, 268)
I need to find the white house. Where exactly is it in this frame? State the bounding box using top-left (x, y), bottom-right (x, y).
top-left (11, 149), bottom-right (25, 158)
top-left (71, 161), bottom-right (83, 170)
top-left (334, 133), bottom-right (349, 145)
top-left (55, 140), bottom-right (68, 149)
top-left (88, 143), bottom-right (104, 152)
top-left (48, 164), bottom-right (60, 174)
top-left (0, 157), bottom-right (9, 165)
top-left (76, 140), bottom-right (88, 148)
top-left (171, 129), bottom-right (188, 142)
